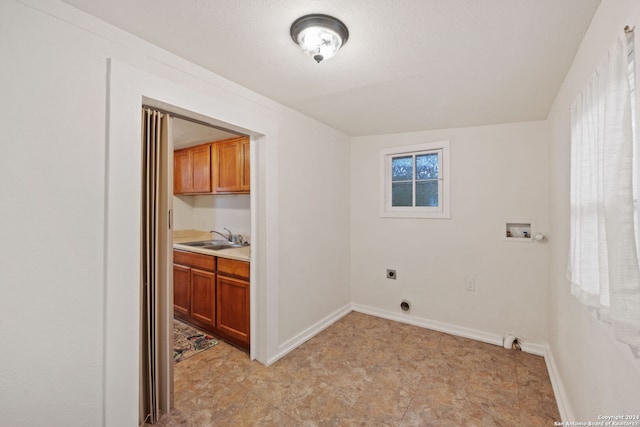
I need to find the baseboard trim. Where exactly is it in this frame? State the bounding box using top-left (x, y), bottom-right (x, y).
top-left (543, 346), bottom-right (573, 422)
top-left (266, 303), bottom-right (352, 365)
top-left (520, 341), bottom-right (548, 357)
top-left (351, 303), bottom-right (504, 347)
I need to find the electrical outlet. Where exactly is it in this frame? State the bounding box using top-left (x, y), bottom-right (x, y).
top-left (465, 277), bottom-right (476, 291)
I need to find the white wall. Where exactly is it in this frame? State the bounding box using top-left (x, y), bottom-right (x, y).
top-left (276, 123), bottom-right (352, 343)
top-left (173, 194), bottom-right (252, 241)
top-left (172, 195), bottom-right (195, 230)
top-left (546, 0), bottom-right (640, 419)
top-left (0, 1), bottom-right (350, 425)
top-left (351, 121), bottom-right (549, 347)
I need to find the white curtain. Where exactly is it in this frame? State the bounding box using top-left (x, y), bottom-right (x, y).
top-left (569, 32), bottom-right (640, 355)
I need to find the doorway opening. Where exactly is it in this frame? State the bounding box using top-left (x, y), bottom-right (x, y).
top-left (105, 60), bottom-right (278, 424)
top-left (139, 101), bottom-right (258, 423)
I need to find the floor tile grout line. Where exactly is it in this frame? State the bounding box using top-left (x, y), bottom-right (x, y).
top-left (397, 374), bottom-right (426, 427)
top-left (244, 386), bottom-right (302, 425)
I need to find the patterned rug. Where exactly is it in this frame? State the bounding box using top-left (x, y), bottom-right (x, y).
top-left (173, 319), bottom-right (218, 363)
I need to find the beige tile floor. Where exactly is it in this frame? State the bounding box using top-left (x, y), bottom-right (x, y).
top-left (155, 312), bottom-right (560, 426)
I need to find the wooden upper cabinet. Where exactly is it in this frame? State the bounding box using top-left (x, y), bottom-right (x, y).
top-left (173, 149), bottom-right (192, 194)
top-left (191, 145), bottom-right (212, 192)
top-left (212, 137), bottom-right (241, 193)
top-left (173, 144), bottom-right (211, 194)
top-left (174, 136), bottom-right (249, 195)
top-left (240, 138), bottom-right (250, 192)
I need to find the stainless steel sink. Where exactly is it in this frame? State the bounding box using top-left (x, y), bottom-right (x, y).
top-left (181, 240), bottom-right (225, 246)
top-left (202, 244), bottom-right (240, 250)
top-left (180, 240), bottom-right (245, 250)
top-left (180, 241), bottom-right (209, 247)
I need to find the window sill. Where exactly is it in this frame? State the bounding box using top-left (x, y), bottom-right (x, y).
top-left (379, 210), bottom-right (451, 219)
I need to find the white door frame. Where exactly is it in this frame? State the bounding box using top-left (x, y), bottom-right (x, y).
top-left (105, 58), bottom-right (279, 426)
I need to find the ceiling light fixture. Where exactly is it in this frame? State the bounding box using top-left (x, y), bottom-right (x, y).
top-left (290, 14), bottom-right (349, 63)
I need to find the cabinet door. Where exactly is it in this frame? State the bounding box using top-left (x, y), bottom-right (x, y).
top-left (173, 264), bottom-right (191, 318)
top-left (191, 144), bottom-right (211, 193)
top-left (213, 139), bottom-right (242, 193)
top-left (173, 149), bottom-right (192, 194)
top-left (173, 145), bottom-right (211, 194)
top-left (191, 269), bottom-right (216, 326)
top-left (240, 138), bottom-right (250, 192)
top-left (216, 275), bottom-right (249, 344)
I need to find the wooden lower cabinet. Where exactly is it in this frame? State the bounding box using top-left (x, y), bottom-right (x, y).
top-left (216, 275), bottom-right (250, 344)
top-left (190, 268), bottom-right (216, 326)
top-left (173, 251), bottom-right (216, 330)
top-left (173, 249), bottom-right (249, 350)
top-left (216, 257), bottom-right (250, 348)
top-left (173, 264), bottom-right (191, 319)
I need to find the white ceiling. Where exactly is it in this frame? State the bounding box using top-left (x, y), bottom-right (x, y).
top-left (171, 117), bottom-right (239, 149)
top-left (63, 0), bottom-right (600, 136)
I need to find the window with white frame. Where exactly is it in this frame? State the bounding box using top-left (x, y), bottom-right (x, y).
top-left (380, 141), bottom-right (450, 218)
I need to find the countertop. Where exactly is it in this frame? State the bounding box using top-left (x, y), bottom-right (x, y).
top-left (173, 229), bottom-right (250, 262)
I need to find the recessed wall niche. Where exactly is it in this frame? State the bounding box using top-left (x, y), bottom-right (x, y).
top-left (505, 220), bottom-right (534, 242)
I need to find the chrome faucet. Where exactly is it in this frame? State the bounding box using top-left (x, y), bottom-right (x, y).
top-left (210, 228), bottom-right (233, 242)
top-left (211, 228), bottom-right (245, 245)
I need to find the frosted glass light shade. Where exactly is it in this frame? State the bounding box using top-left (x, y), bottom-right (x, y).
top-left (290, 14), bottom-right (349, 63)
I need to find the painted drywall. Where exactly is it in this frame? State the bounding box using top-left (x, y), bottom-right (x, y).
top-left (546, 0), bottom-right (640, 419)
top-left (276, 123), bottom-right (352, 344)
top-left (172, 195), bottom-right (195, 230)
top-left (351, 121), bottom-right (550, 346)
top-left (0, 1), bottom-right (350, 426)
top-left (173, 194), bottom-right (252, 241)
